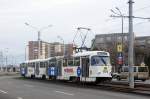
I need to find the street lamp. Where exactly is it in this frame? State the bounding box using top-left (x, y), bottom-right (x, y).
top-left (4, 48), bottom-right (9, 72)
top-left (25, 45), bottom-right (29, 61)
top-left (25, 23), bottom-right (52, 59)
top-left (57, 36), bottom-right (65, 56)
top-left (0, 51), bottom-right (3, 71)
top-left (111, 7), bottom-right (124, 66)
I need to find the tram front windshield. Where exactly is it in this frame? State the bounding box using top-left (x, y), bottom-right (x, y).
top-left (91, 56), bottom-right (110, 66)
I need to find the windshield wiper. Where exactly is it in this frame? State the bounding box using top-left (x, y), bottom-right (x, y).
top-left (101, 58), bottom-right (107, 66)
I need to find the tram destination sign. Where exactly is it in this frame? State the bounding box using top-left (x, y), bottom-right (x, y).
top-left (97, 52), bottom-right (108, 56)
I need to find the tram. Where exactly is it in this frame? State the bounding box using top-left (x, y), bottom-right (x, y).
top-left (20, 51), bottom-right (112, 83)
top-left (61, 51), bottom-right (112, 83)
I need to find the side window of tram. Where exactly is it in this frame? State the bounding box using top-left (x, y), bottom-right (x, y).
top-left (28, 63), bottom-right (32, 67)
top-left (91, 57), bottom-right (97, 66)
top-left (123, 67), bottom-right (129, 72)
top-left (134, 67), bottom-right (137, 72)
top-left (68, 59), bottom-right (74, 66)
top-left (40, 62), bottom-right (45, 68)
top-left (63, 59), bottom-right (67, 67)
top-left (36, 63), bottom-right (39, 67)
top-left (32, 63), bottom-right (35, 68)
top-left (49, 62), bottom-right (56, 67)
top-left (74, 58), bottom-right (80, 66)
top-left (45, 62), bottom-right (48, 67)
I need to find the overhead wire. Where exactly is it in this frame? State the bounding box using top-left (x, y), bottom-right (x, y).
top-left (134, 5), bottom-right (150, 13)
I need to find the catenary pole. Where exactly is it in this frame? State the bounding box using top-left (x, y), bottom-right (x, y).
top-left (128, 0), bottom-right (134, 88)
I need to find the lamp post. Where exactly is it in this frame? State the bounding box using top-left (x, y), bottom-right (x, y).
top-left (111, 7), bottom-right (124, 69)
top-left (128, 0), bottom-right (134, 88)
top-left (25, 23), bottom-right (52, 59)
top-left (57, 36), bottom-right (65, 56)
top-left (5, 48), bottom-right (9, 72)
top-left (0, 51), bottom-right (3, 71)
top-left (25, 45), bottom-right (29, 61)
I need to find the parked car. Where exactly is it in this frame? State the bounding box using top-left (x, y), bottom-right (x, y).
top-left (116, 66), bottom-right (149, 81)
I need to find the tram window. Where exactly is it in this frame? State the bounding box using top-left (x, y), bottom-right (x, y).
top-left (63, 59), bottom-right (67, 67)
top-left (68, 60), bottom-right (74, 66)
top-left (36, 63), bottom-right (39, 67)
top-left (27, 63), bottom-right (29, 67)
top-left (45, 62), bottom-right (48, 67)
top-left (40, 62), bottom-right (45, 68)
top-left (123, 67), bottom-right (129, 72)
top-left (74, 57), bottom-right (80, 66)
top-left (49, 58), bottom-right (56, 67)
top-left (24, 63), bottom-right (27, 67)
top-left (32, 63), bottom-right (35, 68)
top-left (21, 63), bottom-right (25, 68)
top-left (138, 67), bottom-right (148, 72)
top-left (28, 63), bottom-right (32, 67)
top-left (134, 67), bottom-right (137, 72)
top-left (91, 56), bottom-right (110, 66)
top-left (31, 63), bottom-right (33, 67)
top-left (49, 62), bottom-right (56, 67)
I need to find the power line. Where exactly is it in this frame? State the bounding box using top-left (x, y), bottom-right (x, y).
top-left (134, 5), bottom-right (150, 12)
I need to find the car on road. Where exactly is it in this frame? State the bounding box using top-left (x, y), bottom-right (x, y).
top-left (116, 66), bottom-right (149, 81)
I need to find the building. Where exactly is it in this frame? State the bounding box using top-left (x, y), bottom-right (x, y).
top-left (65, 44), bottom-right (74, 57)
top-left (92, 33), bottom-right (150, 71)
top-left (28, 41), bottom-right (74, 60)
top-left (28, 41), bottom-right (50, 60)
top-left (135, 36), bottom-right (150, 65)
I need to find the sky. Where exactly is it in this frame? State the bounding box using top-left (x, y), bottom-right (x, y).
top-left (0, 0), bottom-right (150, 64)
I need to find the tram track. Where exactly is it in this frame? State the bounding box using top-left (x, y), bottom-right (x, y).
top-left (15, 77), bottom-right (150, 96)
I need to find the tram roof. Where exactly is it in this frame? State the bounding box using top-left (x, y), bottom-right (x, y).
top-left (24, 57), bottom-right (53, 63)
top-left (24, 56), bottom-right (63, 63)
top-left (73, 51), bottom-right (109, 57)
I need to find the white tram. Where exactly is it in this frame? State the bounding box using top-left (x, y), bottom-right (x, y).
top-left (61, 51), bottom-right (112, 83)
top-left (20, 51), bottom-right (112, 83)
top-left (20, 59), bottom-right (49, 79)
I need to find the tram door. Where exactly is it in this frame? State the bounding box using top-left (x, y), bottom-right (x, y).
top-left (81, 57), bottom-right (89, 77)
top-left (57, 60), bottom-right (62, 76)
top-left (35, 62), bottom-right (40, 75)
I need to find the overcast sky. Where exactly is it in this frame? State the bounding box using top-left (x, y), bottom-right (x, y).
top-left (0, 0), bottom-right (150, 64)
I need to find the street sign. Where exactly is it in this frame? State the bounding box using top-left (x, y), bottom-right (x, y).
top-left (50, 67), bottom-right (55, 75)
top-left (117, 52), bottom-right (123, 65)
top-left (48, 67), bottom-right (57, 76)
top-left (77, 67), bottom-right (81, 77)
top-left (21, 68), bottom-right (25, 75)
top-left (117, 44), bottom-right (122, 52)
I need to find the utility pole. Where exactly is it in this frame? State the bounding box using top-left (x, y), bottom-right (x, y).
top-left (5, 48), bottom-right (9, 72)
top-left (57, 36), bottom-right (65, 57)
top-left (111, 0), bottom-right (150, 88)
top-left (0, 51), bottom-right (3, 71)
top-left (25, 23), bottom-right (52, 59)
top-left (25, 45), bottom-right (29, 61)
top-left (111, 7), bottom-right (124, 68)
top-left (128, 0), bottom-right (134, 88)
top-left (38, 31), bottom-right (41, 59)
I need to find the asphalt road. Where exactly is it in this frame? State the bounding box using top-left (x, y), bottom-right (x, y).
top-left (0, 76), bottom-right (149, 99)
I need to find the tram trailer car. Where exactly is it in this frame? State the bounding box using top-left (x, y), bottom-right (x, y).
top-left (20, 59), bottom-right (49, 79)
top-left (20, 51), bottom-right (112, 83)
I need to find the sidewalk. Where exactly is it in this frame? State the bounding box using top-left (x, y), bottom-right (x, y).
top-left (0, 71), bottom-right (19, 76)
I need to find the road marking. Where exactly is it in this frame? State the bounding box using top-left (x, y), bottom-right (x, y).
top-left (0, 89), bottom-right (8, 94)
top-left (55, 90), bottom-right (74, 96)
top-left (17, 97), bottom-right (23, 99)
top-left (24, 84), bottom-right (34, 88)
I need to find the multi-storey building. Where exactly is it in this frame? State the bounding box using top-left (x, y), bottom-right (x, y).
top-left (28, 41), bottom-right (49, 60)
top-left (92, 33), bottom-right (150, 71)
top-left (28, 41), bottom-right (73, 60)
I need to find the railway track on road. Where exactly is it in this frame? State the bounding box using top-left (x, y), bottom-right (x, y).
top-left (16, 77), bottom-right (150, 96)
